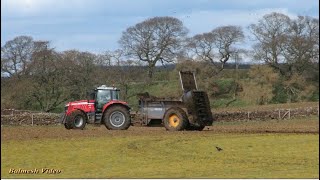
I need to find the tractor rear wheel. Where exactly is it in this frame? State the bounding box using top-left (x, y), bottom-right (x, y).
top-left (65, 110), bottom-right (87, 130)
top-left (103, 105), bottom-right (131, 130)
top-left (163, 107), bottom-right (188, 131)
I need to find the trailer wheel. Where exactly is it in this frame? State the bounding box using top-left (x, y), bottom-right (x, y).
top-left (163, 107), bottom-right (188, 131)
top-left (104, 105), bottom-right (131, 130)
top-left (66, 110), bottom-right (87, 130)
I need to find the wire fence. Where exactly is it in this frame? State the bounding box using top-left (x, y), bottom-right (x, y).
top-left (213, 106), bottom-right (319, 121)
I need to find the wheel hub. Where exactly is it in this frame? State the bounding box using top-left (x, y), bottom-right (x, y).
top-left (74, 116), bottom-right (84, 127)
top-left (110, 111), bottom-right (125, 127)
top-left (168, 114), bottom-right (180, 128)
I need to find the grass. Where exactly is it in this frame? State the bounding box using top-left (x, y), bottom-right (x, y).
top-left (214, 101), bottom-right (319, 113)
top-left (1, 130), bottom-right (319, 178)
top-left (211, 98), bottom-right (250, 108)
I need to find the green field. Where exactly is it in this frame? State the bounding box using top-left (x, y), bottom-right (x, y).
top-left (1, 117), bottom-right (319, 178)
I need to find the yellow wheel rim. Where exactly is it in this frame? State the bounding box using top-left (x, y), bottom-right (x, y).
top-left (168, 114), bottom-right (180, 128)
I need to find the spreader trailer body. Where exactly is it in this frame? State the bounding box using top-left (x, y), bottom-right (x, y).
top-left (131, 71), bottom-right (213, 130)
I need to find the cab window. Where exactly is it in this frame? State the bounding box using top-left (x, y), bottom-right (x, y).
top-left (111, 90), bottom-right (120, 100)
top-left (96, 90), bottom-right (111, 108)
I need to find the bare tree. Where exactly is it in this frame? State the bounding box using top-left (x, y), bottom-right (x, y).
top-left (213, 26), bottom-right (245, 69)
top-left (283, 16), bottom-right (319, 75)
top-left (99, 49), bottom-right (125, 67)
top-left (250, 12), bottom-right (319, 77)
top-left (1, 36), bottom-right (34, 77)
top-left (77, 51), bottom-right (97, 97)
top-left (96, 50), bottom-right (115, 66)
top-left (94, 52), bottom-right (110, 67)
top-left (187, 32), bottom-right (215, 61)
top-left (61, 50), bottom-right (97, 99)
top-left (188, 26), bottom-right (244, 75)
top-left (29, 41), bottom-right (69, 112)
top-left (249, 12), bottom-right (291, 75)
top-left (101, 49), bottom-right (142, 100)
top-left (119, 16), bottom-right (188, 79)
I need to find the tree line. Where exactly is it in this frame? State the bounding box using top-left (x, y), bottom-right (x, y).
top-left (1, 12), bottom-right (319, 112)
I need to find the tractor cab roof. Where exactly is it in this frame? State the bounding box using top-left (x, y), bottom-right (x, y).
top-left (95, 85), bottom-right (118, 90)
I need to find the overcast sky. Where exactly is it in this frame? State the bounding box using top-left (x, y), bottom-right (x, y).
top-left (1, 0), bottom-right (319, 53)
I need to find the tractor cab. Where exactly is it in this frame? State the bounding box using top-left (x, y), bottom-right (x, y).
top-left (90, 85), bottom-right (120, 113)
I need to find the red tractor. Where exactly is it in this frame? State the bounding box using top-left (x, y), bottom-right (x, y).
top-left (60, 85), bottom-right (131, 130)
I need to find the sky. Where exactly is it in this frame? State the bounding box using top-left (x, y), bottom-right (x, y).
top-left (1, 0), bottom-right (319, 54)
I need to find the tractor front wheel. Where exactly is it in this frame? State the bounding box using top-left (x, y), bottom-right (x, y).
top-left (163, 107), bottom-right (188, 131)
top-left (103, 105), bottom-right (131, 130)
top-left (64, 123), bottom-right (72, 130)
top-left (65, 110), bottom-right (87, 130)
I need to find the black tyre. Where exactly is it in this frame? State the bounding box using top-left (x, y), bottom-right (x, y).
top-left (65, 110), bottom-right (87, 130)
top-left (103, 105), bottom-right (131, 130)
top-left (62, 113), bottom-right (72, 130)
top-left (163, 107), bottom-right (189, 131)
top-left (64, 123), bottom-right (72, 130)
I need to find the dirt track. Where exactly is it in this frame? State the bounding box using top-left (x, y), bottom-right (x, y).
top-left (1, 118), bottom-right (318, 142)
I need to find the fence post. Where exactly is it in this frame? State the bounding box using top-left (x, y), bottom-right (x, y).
top-left (278, 109), bottom-right (281, 119)
top-left (247, 112), bottom-right (250, 120)
top-left (31, 114), bottom-right (34, 126)
top-left (288, 109), bottom-right (291, 119)
top-left (282, 110), bottom-right (290, 119)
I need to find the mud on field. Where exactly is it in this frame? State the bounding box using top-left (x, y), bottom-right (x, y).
top-left (1, 118), bottom-right (318, 142)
